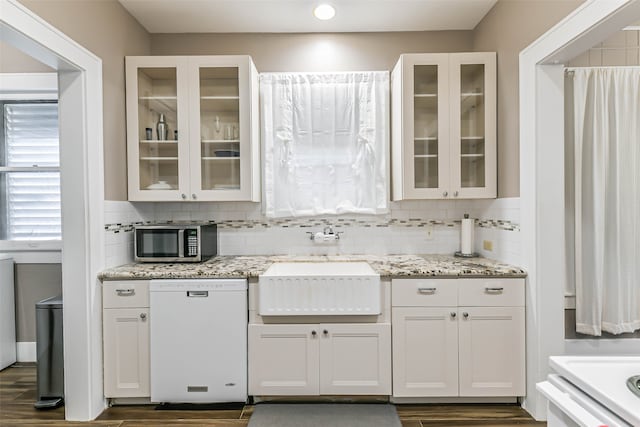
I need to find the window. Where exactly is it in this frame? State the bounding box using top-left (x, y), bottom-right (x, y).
top-left (0, 101), bottom-right (61, 241)
top-left (260, 72), bottom-right (389, 217)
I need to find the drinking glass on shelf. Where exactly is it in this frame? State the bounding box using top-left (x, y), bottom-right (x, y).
top-left (225, 124), bottom-right (232, 140)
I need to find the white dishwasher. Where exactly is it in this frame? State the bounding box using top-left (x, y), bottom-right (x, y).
top-left (150, 279), bottom-right (247, 403)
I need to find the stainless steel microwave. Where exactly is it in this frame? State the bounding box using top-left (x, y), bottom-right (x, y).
top-left (134, 224), bottom-right (217, 263)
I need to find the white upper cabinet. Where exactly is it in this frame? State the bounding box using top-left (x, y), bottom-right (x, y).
top-left (391, 52), bottom-right (496, 200)
top-left (126, 55), bottom-right (260, 202)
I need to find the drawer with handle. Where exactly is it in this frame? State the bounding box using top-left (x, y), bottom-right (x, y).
top-left (103, 281), bottom-right (150, 308)
top-left (457, 278), bottom-right (524, 307)
top-left (392, 278), bottom-right (457, 307)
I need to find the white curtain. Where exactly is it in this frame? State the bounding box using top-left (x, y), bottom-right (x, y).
top-left (573, 67), bottom-right (640, 335)
top-left (260, 72), bottom-right (389, 218)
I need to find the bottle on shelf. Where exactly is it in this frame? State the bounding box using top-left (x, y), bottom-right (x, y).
top-left (157, 113), bottom-right (168, 141)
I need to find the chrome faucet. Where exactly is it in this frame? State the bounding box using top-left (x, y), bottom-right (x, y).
top-left (306, 225), bottom-right (343, 241)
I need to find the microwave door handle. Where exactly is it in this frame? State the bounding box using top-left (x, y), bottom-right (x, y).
top-left (178, 229), bottom-right (185, 258)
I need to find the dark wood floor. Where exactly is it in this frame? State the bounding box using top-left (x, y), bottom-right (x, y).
top-left (1, 364), bottom-right (544, 426)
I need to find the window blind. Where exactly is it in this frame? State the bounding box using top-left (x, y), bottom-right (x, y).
top-left (3, 103), bottom-right (61, 240)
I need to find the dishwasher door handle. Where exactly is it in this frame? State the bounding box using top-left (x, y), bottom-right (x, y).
top-left (187, 291), bottom-right (209, 297)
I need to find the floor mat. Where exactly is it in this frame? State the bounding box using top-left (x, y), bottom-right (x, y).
top-left (247, 403), bottom-right (402, 427)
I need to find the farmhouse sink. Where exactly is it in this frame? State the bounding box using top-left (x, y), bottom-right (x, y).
top-left (258, 262), bottom-right (380, 316)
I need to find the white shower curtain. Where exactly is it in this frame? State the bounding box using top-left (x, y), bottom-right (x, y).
top-left (573, 67), bottom-right (640, 335)
top-left (260, 72), bottom-right (389, 218)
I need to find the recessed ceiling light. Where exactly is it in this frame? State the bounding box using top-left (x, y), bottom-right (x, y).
top-left (314, 4), bottom-right (336, 20)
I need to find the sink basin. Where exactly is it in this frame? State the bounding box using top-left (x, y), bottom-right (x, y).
top-left (258, 262), bottom-right (380, 316)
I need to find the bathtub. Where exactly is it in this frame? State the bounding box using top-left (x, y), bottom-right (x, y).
top-left (537, 356), bottom-right (640, 427)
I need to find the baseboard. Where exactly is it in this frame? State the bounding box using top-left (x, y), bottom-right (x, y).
top-left (16, 342), bottom-right (36, 362)
top-left (391, 396), bottom-right (518, 404)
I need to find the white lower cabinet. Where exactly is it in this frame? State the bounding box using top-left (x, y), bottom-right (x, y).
top-left (458, 306), bottom-right (525, 396)
top-left (248, 324), bottom-right (319, 395)
top-left (392, 278), bottom-right (525, 398)
top-left (249, 323), bottom-right (391, 396)
top-left (103, 281), bottom-right (150, 398)
top-left (392, 307), bottom-right (459, 396)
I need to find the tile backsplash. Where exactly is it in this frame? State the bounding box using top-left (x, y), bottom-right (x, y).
top-left (104, 198), bottom-right (521, 266)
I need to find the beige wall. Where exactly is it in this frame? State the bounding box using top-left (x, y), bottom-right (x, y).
top-left (14, 264), bottom-right (62, 342)
top-left (151, 31), bottom-right (473, 71)
top-left (15, 0), bottom-right (151, 201)
top-left (473, 0), bottom-right (584, 198)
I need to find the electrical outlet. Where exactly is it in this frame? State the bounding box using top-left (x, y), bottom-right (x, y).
top-left (425, 224), bottom-right (434, 240)
top-left (483, 240), bottom-right (493, 251)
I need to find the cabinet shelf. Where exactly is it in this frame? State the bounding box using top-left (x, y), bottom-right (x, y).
top-left (461, 136), bottom-right (485, 140)
top-left (414, 137), bottom-right (438, 141)
top-left (460, 154), bottom-right (484, 158)
top-left (140, 157), bottom-right (178, 161)
top-left (200, 96), bottom-right (240, 100)
top-left (461, 92), bottom-right (484, 97)
top-left (414, 93), bottom-right (437, 97)
top-left (202, 139), bottom-right (240, 144)
top-left (140, 140), bottom-right (177, 144)
top-left (202, 157), bottom-right (240, 160)
top-left (414, 154), bottom-right (438, 158)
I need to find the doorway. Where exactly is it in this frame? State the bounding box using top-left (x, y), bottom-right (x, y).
top-left (1, 0), bottom-right (106, 421)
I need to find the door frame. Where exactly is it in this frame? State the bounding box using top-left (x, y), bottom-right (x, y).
top-left (519, 0), bottom-right (640, 420)
top-left (1, 0), bottom-right (105, 420)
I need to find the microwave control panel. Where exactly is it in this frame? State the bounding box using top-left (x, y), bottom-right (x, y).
top-left (186, 229), bottom-right (198, 257)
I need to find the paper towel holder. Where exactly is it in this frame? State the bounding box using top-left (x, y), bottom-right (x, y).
top-left (455, 213), bottom-right (478, 258)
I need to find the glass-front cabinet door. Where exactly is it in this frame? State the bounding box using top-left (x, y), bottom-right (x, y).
top-left (391, 52), bottom-right (496, 200)
top-left (126, 57), bottom-right (190, 201)
top-left (188, 56), bottom-right (259, 201)
top-left (393, 54), bottom-right (450, 200)
top-left (450, 53), bottom-right (496, 199)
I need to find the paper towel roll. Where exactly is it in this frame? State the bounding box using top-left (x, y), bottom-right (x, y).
top-left (460, 214), bottom-right (474, 255)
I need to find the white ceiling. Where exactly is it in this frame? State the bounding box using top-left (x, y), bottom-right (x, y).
top-left (118, 0), bottom-right (498, 33)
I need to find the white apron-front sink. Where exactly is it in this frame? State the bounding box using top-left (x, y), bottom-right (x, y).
top-left (258, 262), bottom-right (381, 316)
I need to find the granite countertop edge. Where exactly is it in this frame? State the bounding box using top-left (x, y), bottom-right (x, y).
top-left (99, 254), bottom-right (527, 281)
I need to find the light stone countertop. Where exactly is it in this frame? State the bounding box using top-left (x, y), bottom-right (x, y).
top-left (99, 254), bottom-right (526, 281)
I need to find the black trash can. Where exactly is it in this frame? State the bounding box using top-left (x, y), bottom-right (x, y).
top-left (34, 295), bottom-right (64, 409)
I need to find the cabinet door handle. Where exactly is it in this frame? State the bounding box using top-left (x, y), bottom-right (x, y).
top-left (311, 330), bottom-right (317, 336)
top-left (115, 289), bottom-right (134, 297)
top-left (140, 313), bottom-right (147, 320)
top-left (323, 329), bottom-right (328, 335)
top-left (485, 287), bottom-right (504, 293)
top-left (463, 312), bottom-right (469, 318)
top-left (453, 191), bottom-right (459, 197)
top-left (417, 287), bottom-right (436, 294)
top-left (181, 193), bottom-right (187, 200)
top-left (192, 193), bottom-right (197, 200)
top-left (450, 312), bottom-right (457, 318)
top-left (443, 191), bottom-right (448, 197)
